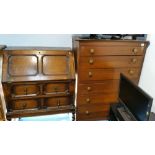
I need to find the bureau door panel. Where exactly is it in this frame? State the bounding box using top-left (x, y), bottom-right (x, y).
top-left (45, 97), bottom-right (70, 107)
top-left (43, 83), bottom-right (69, 95)
top-left (8, 55), bottom-right (38, 76)
top-left (12, 99), bottom-right (38, 110)
top-left (12, 84), bottom-right (40, 97)
top-left (80, 46), bottom-right (144, 56)
top-left (79, 56), bottom-right (143, 69)
top-left (79, 68), bottom-right (140, 81)
top-left (77, 93), bottom-right (118, 106)
top-left (78, 80), bottom-right (119, 94)
top-left (42, 55), bottom-right (69, 76)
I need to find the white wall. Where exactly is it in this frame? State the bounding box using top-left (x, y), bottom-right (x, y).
top-left (0, 34), bottom-right (72, 47)
top-left (139, 34), bottom-right (155, 112)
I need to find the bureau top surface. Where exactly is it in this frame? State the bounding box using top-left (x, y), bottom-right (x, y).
top-left (3, 46), bottom-right (71, 51)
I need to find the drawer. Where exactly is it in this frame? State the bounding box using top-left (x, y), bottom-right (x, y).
top-left (76, 111), bottom-right (109, 121)
top-left (79, 56), bottom-right (143, 69)
top-left (77, 93), bottom-right (118, 106)
top-left (79, 68), bottom-right (140, 82)
top-left (12, 99), bottom-right (38, 110)
top-left (45, 97), bottom-right (70, 107)
top-left (12, 84), bottom-right (40, 97)
top-left (80, 46), bottom-right (144, 56)
top-left (43, 83), bottom-right (69, 95)
top-left (78, 80), bottom-right (119, 94)
top-left (77, 104), bottom-right (110, 113)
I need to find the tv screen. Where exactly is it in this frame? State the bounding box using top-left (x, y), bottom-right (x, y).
top-left (119, 74), bottom-right (153, 121)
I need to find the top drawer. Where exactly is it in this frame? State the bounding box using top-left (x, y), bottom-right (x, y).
top-left (80, 46), bottom-right (145, 56)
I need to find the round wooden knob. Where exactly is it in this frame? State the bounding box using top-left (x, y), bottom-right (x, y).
top-left (87, 86), bottom-right (91, 91)
top-left (132, 48), bottom-right (138, 54)
top-left (86, 98), bottom-right (90, 103)
top-left (89, 59), bottom-right (94, 64)
top-left (90, 49), bottom-right (95, 54)
top-left (131, 58), bottom-right (137, 63)
top-left (128, 69), bottom-right (134, 75)
top-left (85, 111), bottom-right (89, 115)
top-left (88, 72), bottom-right (93, 77)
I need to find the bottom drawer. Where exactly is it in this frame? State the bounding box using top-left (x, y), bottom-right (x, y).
top-left (76, 104), bottom-right (110, 121)
top-left (76, 111), bottom-right (109, 121)
top-left (45, 97), bottom-right (71, 107)
top-left (12, 99), bottom-right (39, 110)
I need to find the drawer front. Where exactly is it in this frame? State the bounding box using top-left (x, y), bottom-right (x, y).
top-left (79, 56), bottom-right (143, 69)
top-left (12, 84), bottom-right (40, 97)
top-left (12, 99), bottom-right (38, 110)
top-left (43, 83), bottom-right (69, 95)
top-left (80, 46), bottom-right (144, 56)
top-left (79, 68), bottom-right (140, 81)
top-left (77, 93), bottom-right (118, 106)
top-left (77, 104), bottom-right (110, 113)
top-left (76, 111), bottom-right (109, 121)
top-left (45, 97), bottom-right (70, 107)
top-left (78, 80), bottom-right (119, 94)
top-left (76, 104), bottom-right (110, 120)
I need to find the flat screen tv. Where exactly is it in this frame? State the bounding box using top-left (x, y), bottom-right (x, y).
top-left (119, 74), bottom-right (153, 121)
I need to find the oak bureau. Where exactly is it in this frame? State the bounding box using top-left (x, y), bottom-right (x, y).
top-left (73, 38), bottom-right (149, 121)
top-left (1, 47), bottom-right (75, 120)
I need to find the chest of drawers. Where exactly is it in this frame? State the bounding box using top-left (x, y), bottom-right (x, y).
top-left (73, 39), bottom-right (149, 121)
top-left (1, 47), bottom-right (75, 120)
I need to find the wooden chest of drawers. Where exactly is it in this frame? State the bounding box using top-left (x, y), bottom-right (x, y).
top-left (73, 39), bottom-right (149, 121)
top-left (1, 47), bottom-right (75, 120)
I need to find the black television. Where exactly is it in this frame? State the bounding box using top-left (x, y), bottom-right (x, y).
top-left (119, 74), bottom-right (153, 121)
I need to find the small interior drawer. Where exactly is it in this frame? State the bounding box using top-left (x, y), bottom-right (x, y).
top-left (43, 83), bottom-right (69, 95)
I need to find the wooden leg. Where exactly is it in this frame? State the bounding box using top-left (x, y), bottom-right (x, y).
top-left (7, 118), bottom-right (11, 121)
top-left (72, 111), bottom-right (75, 121)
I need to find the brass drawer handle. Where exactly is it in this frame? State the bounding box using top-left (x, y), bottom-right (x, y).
top-left (88, 72), bottom-right (93, 77)
top-left (89, 58), bottom-right (94, 64)
top-left (131, 58), bottom-right (137, 63)
top-left (86, 98), bottom-right (90, 103)
top-left (54, 87), bottom-right (58, 92)
top-left (24, 87), bottom-right (28, 95)
top-left (90, 49), bottom-right (95, 54)
top-left (22, 103), bottom-right (27, 109)
top-left (132, 48), bottom-right (138, 54)
top-left (87, 86), bottom-right (92, 91)
top-left (85, 110), bottom-right (89, 115)
top-left (57, 99), bottom-right (60, 107)
top-left (128, 69), bottom-right (134, 75)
